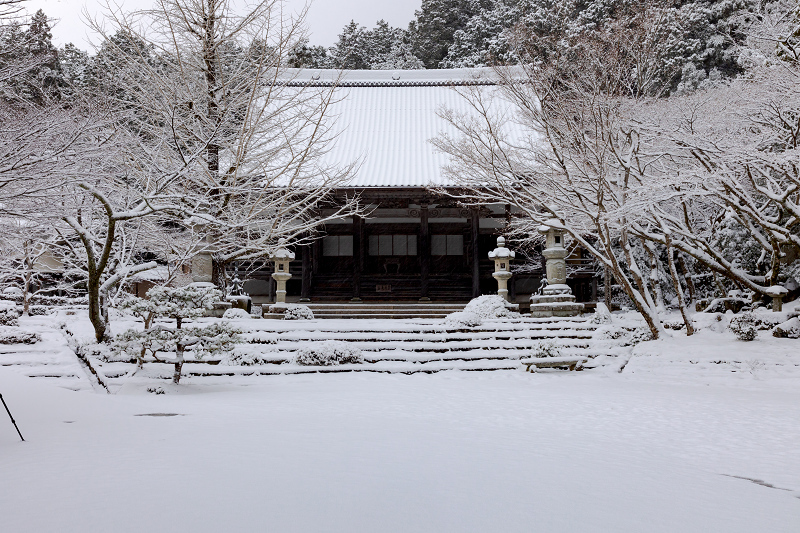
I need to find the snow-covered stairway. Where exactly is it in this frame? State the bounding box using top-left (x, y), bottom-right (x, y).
top-left (0, 318), bottom-right (94, 391)
top-left (89, 317), bottom-right (631, 384)
top-left (302, 302), bottom-right (468, 319)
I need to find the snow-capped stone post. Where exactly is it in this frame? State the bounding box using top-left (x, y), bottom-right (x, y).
top-left (529, 221), bottom-right (584, 317)
top-left (191, 251), bottom-right (214, 284)
top-left (270, 246), bottom-right (295, 305)
top-left (489, 236), bottom-right (515, 302)
top-left (766, 285), bottom-right (788, 312)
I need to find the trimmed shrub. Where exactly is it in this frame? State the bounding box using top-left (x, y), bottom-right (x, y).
top-left (773, 317), bottom-right (800, 339)
top-left (0, 326), bottom-right (40, 344)
top-left (223, 308), bottom-right (251, 320)
top-left (0, 303), bottom-right (20, 326)
top-left (444, 311), bottom-right (482, 328)
top-left (463, 295), bottom-right (520, 319)
top-left (531, 340), bottom-right (561, 358)
top-left (284, 304), bottom-right (314, 320)
top-left (295, 341), bottom-right (363, 366)
top-left (729, 312), bottom-right (758, 341)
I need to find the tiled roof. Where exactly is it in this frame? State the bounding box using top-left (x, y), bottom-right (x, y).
top-left (284, 67), bottom-right (504, 87)
top-left (287, 68), bottom-right (523, 188)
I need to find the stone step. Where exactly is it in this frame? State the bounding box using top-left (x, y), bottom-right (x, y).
top-left (290, 302), bottom-right (469, 319)
top-left (241, 330), bottom-right (596, 343)
top-left (238, 340), bottom-right (596, 357)
top-left (303, 313), bottom-right (452, 319)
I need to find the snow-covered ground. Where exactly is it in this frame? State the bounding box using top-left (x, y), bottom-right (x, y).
top-left (0, 316), bottom-right (799, 532)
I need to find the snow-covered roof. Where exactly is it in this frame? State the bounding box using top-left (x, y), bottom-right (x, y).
top-left (128, 266), bottom-right (169, 282)
top-left (284, 67), bottom-right (508, 87)
top-left (284, 68), bottom-right (524, 188)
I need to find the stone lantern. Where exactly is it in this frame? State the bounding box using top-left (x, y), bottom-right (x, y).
top-left (766, 285), bottom-right (788, 312)
top-left (529, 220), bottom-right (584, 317)
top-left (488, 236), bottom-right (515, 301)
top-left (270, 246), bottom-right (295, 305)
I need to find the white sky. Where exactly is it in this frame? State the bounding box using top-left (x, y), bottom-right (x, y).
top-left (24, 0), bottom-right (419, 49)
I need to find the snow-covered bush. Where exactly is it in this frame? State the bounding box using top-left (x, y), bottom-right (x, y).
top-left (773, 317), bottom-right (800, 339)
top-left (0, 304), bottom-right (19, 326)
top-left (224, 350), bottom-right (272, 366)
top-left (623, 326), bottom-right (655, 347)
top-left (662, 318), bottom-right (685, 331)
top-left (295, 341), bottom-right (363, 366)
top-left (590, 303), bottom-right (613, 324)
top-left (462, 295), bottom-right (520, 320)
top-left (2, 286), bottom-right (22, 297)
top-left (444, 310), bottom-right (482, 328)
top-left (596, 325), bottom-right (628, 341)
top-left (729, 312), bottom-right (758, 341)
top-left (27, 305), bottom-right (49, 316)
top-left (223, 308), bottom-right (251, 320)
top-left (283, 304), bottom-right (314, 320)
top-left (530, 340), bottom-right (561, 358)
top-left (0, 326), bottom-right (40, 344)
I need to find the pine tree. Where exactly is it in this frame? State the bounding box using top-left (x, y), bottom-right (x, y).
top-left (329, 20), bottom-right (370, 69)
top-left (20, 9), bottom-right (60, 102)
top-left (408, 0), bottom-right (490, 68)
top-left (287, 38), bottom-right (330, 68)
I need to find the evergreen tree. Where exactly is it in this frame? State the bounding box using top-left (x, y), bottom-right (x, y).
top-left (366, 20), bottom-right (424, 69)
top-left (329, 20), bottom-right (370, 69)
top-left (20, 9), bottom-right (60, 102)
top-left (287, 38), bottom-right (330, 68)
top-left (408, 0), bottom-right (489, 68)
top-left (327, 19), bottom-right (423, 70)
top-left (57, 43), bottom-right (91, 100)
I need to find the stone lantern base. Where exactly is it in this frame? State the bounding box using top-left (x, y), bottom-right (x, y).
top-left (529, 284), bottom-right (584, 318)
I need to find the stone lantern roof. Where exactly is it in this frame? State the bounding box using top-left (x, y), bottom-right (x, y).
top-left (270, 248), bottom-right (295, 261)
top-left (488, 237), bottom-right (515, 260)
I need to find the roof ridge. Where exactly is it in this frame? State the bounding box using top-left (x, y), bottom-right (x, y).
top-left (284, 79), bottom-right (498, 88)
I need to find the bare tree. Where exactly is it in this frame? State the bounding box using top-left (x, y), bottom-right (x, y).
top-left (434, 6), bottom-right (690, 338)
top-left (91, 0), bottom-right (359, 288)
top-left (628, 3), bottom-right (800, 302)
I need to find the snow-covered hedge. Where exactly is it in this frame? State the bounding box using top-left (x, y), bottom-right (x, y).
top-left (283, 304), bottom-right (314, 320)
top-left (0, 326), bottom-right (40, 345)
top-left (224, 349), bottom-right (272, 366)
top-left (462, 295), bottom-right (520, 320)
top-left (590, 303), bottom-right (613, 324)
top-left (531, 340), bottom-right (561, 358)
top-left (444, 310), bottom-right (482, 328)
top-left (0, 302), bottom-right (19, 326)
top-left (295, 341), bottom-right (363, 366)
top-left (222, 308), bottom-right (251, 320)
top-left (729, 312), bottom-right (758, 341)
top-left (773, 317), bottom-right (800, 339)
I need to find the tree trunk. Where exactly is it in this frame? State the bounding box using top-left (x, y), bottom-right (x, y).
top-left (212, 256), bottom-right (226, 291)
top-left (645, 242), bottom-right (665, 311)
top-left (619, 231), bottom-right (662, 339)
top-left (173, 356), bottom-right (183, 384)
top-left (87, 277), bottom-right (106, 343)
top-left (666, 238), bottom-right (694, 336)
top-left (676, 253), bottom-right (695, 303)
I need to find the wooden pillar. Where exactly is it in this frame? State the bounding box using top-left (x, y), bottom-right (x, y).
top-left (268, 275), bottom-right (276, 303)
top-left (471, 209), bottom-right (480, 298)
top-left (300, 243), bottom-right (311, 301)
top-left (352, 216), bottom-right (363, 301)
top-left (419, 205), bottom-right (430, 301)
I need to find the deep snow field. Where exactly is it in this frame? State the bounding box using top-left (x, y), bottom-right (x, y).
top-left (1, 319), bottom-right (799, 532)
